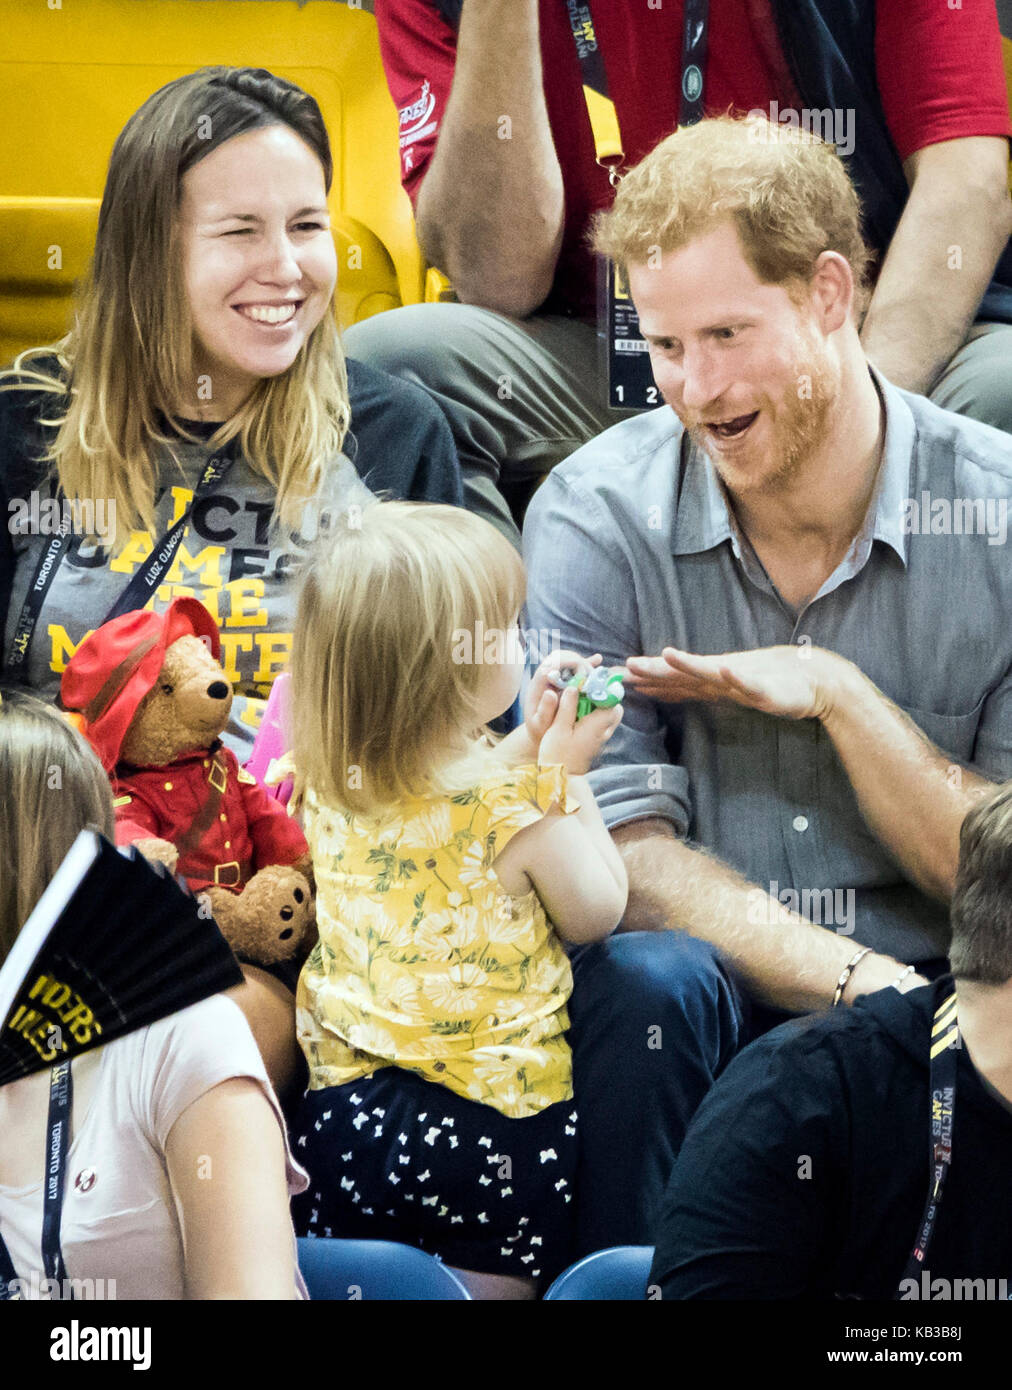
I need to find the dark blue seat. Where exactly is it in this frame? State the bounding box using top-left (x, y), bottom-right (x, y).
top-left (297, 1237), bottom-right (472, 1300)
top-left (542, 1246), bottom-right (656, 1300)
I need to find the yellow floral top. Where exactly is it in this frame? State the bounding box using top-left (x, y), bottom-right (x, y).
top-left (296, 763), bottom-right (580, 1119)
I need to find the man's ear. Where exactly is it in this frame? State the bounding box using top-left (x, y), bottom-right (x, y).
top-left (810, 251), bottom-right (854, 332)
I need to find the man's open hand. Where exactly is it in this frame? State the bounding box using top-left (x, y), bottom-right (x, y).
top-left (624, 645), bottom-right (847, 722)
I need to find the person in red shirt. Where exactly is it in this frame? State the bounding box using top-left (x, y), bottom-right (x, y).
top-left (345, 0), bottom-right (1012, 541)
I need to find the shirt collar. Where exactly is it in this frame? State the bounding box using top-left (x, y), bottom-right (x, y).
top-left (867, 366), bottom-right (913, 566)
top-left (671, 364), bottom-right (913, 569)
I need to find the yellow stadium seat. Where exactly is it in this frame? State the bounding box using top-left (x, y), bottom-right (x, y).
top-left (0, 0), bottom-right (423, 367)
top-left (424, 268), bottom-right (457, 304)
top-left (0, 197), bottom-right (100, 367)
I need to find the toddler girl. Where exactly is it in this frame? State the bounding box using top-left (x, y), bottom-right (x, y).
top-left (288, 502), bottom-right (627, 1298)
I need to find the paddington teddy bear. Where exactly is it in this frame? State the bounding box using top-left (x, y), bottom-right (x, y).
top-left (61, 597), bottom-right (315, 967)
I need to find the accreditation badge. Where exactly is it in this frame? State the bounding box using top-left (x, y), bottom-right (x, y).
top-left (597, 255), bottom-right (661, 412)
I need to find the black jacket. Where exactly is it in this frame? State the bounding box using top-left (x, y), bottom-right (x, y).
top-left (652, 977), bottom-right (1012, 1299)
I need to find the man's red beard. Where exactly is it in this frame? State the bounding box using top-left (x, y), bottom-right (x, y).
top-left (684, 338), bottom-right (841, 492)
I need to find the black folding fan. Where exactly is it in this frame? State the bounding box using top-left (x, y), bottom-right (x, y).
top-left (0, 829), bottom-right (243, 1086)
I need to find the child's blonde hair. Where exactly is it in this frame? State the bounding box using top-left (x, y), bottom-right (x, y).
top-left (291, 502), bottom-right (525, 814)
top-left (0, 692), bottom-right (114, 962)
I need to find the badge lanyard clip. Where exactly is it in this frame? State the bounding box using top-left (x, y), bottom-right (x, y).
top-left (896, 984), bottom-right (959, 1296)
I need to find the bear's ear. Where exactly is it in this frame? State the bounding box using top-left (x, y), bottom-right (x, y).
top-left (197, 634), bottom-right (213, 653)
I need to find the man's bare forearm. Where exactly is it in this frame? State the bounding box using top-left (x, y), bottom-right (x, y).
top-left (416, 0), bottom-right (564, 316)
top-left (612, 820), bottom-right (911, 1013)
top-left (819, 657), bottom-right (994, 901)
top-left (860, 138), bottom-right (1012, 394)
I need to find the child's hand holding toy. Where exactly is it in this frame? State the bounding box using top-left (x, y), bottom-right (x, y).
top-left (496, 650), bottom-right (625, 775)
top-left (536, 673), bottom-right (624, 776)
top-left (545, 660), bottom-right (626, 717)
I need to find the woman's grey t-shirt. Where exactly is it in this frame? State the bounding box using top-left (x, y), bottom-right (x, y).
top-left (2, 425), bottom-right (371, 760)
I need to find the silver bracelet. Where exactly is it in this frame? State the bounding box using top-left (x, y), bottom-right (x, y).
top-left (891, 964), bottom-right (917, 992)
top-left (832, 947), bottom-right (873, 1008)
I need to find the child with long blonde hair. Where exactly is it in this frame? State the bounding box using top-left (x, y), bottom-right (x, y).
top-left (289, 501), bottom-right (627, 1298)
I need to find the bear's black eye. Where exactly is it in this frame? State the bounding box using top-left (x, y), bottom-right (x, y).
top-left (160, 682), bottom-right (174, 695)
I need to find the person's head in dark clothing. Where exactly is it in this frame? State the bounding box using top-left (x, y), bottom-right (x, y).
top-left (950, 780), bottom-right (1012, 986)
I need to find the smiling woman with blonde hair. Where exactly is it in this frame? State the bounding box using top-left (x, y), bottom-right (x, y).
top-left (4, 67), bottom-right (350, 547)
top-left (0, 67), bottom-right (462, 1079)
top-left (0, 66), bottom-right (461, 732)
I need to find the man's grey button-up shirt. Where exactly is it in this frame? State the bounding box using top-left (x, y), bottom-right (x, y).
top-left (522, 369), bottom-right (1012, 966)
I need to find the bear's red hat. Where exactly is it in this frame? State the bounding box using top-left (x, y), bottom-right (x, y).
top-left (61, 599), bottom-right (221, 771)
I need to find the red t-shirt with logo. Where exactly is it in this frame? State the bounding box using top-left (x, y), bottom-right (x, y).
top-left (374, 0), bottom-right (1012, 317)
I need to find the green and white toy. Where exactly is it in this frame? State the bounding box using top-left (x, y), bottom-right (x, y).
top-left (547, 664), bottom-right (625, 719)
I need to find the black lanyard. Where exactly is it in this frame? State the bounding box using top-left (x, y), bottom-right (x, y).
top-left (0, 1061), bottom-right (74, 1300)
top-left (102, 447), bottom-right (237, 622)
top-left (4, 444), bottom-right (237, 677)
top-left (678, 0), bottom-right (710, 126)
top-left (896, 986), bottom-right (959, 1294)
top-left (567, 0), bottom-right (710, 184)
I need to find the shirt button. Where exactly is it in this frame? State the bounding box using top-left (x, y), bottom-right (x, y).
top-left (203, 759), bottom-right (210, 769)
top-left (219, 813), bottom-right (227, 822)
top-left (224, 840), bottom-right (231, 850)
top-left (792, 815), bottom-right (809, 833)
top-left (164, 781), bottom-right (173, 791)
